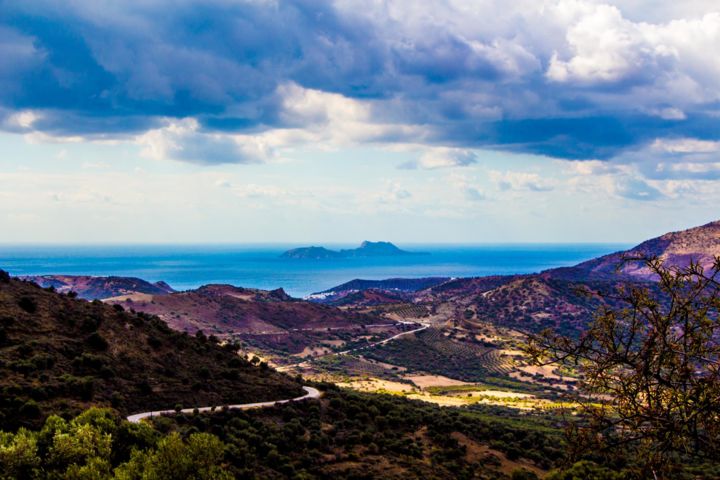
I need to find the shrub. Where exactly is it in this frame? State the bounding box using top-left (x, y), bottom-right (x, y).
top-left (147, 335), bottom-right (162, 350)
top-left (85, 333), bottom-right (109, 351)
top-left (512, 468), bottom-right (540, 480)
top-left (18, 297), bottom-right (38, 314)
top-left (19, 399), bottom-right (41, 418)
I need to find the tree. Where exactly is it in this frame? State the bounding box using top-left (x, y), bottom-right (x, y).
top-left (0, 429), bottom-right (40, 480)
top-left (115, 432), bottom-right (232, 480)
top-left (526, 257), bottom-right (720, 478)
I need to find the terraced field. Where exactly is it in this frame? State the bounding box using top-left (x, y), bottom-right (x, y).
top-left (310, 355), bottom-right (407, 382)
top-left (363, 327), bottom-right (514, 382)
top-left (387, 304), bottom-right (430, 318)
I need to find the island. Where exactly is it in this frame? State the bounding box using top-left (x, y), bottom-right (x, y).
top-left (281, 241), bottom-right (428, 259)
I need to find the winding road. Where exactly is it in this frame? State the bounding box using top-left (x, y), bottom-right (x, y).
top-left (336, 323), bottom-right (429, 354)
top-left (126, 386), bottom-right (321, 423)
top-left (127, 323), bottom-right (428, 422)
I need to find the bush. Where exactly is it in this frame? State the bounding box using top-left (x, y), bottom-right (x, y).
top-left (19, 399), bottom-right (41, 418)
top-left (512, 468), bottom-right (540, 480)
top-left (147, 335), bottom-right (162, 350)
top-left (18, 297), bottom-right (38, 314)
top-left (85, 333), bottom-right (109, 351)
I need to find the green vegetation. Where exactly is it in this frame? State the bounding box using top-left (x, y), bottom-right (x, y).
top-left (0, 407), bottom-right (231, 479)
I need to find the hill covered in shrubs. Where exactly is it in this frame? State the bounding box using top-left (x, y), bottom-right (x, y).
top-left (0, 269), bottom-right (302, 430)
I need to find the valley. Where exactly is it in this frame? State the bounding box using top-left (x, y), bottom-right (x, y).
top-left (3, 220), bottom-right (720, 478)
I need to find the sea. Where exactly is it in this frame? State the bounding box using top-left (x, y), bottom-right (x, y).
top-left (0, 244), bottom-right (629, 298)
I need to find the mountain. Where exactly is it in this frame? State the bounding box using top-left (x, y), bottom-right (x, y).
top-left (0, 270), bottom-right (302, 430)
top-left (547, 219), bottom-right (720, 281)
top-left (20, 274), bottom-right (175, 300)
top-left (281, 241), bottom-right (426, 259)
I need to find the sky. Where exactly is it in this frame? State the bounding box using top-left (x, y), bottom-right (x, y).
top-left (1, 0), bottom-right (719, 244)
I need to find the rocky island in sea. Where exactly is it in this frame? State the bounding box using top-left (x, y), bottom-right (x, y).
top-left (281, 241), bottom-right (428, 259)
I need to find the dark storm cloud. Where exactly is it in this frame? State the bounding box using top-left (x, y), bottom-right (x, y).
top-left (1, 0), bottom-right (719, 161)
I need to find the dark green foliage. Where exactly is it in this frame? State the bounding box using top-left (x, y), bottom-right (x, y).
top-left (546, 461), bottom-right (630, 480)
top-left (85, 332), bottom-right (109, 351)
top-left (511, 468), bottom-right (539, 480)
top-left (18, 399), bottom-right (41, 418)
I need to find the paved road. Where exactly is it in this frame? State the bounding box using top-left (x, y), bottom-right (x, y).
top-left (126, 386), bottom-right (321, 423)
top-left (336, 323), bottom-right (429, 354)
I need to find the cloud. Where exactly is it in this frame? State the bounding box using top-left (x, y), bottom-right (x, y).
top-left (491, 171), bottom-right (555, 192)
top-left (0, 0), bottom-right (719, 162)
top-left (401, 147), bottom-right (478, 169)
top-left (137, 119), bottom-right (272, 164)
top-left (464, 187), bottom-right (487, 201)
top-left (613, 177), bottom-right (664, 200)
top-left (607, 137), bottom-right (720, 181)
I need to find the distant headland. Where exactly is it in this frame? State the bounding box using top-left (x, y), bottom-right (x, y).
top-left (281, 241), bottom-right (428, 259)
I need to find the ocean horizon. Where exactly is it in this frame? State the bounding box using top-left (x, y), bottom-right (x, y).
top-left (0, 243), bottom-right (630, 298)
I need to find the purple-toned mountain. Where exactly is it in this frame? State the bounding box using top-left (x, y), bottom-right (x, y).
top-left (20, 275), bottom-right (175, 300)
top-left (547, 220), bottom-right (720, 281)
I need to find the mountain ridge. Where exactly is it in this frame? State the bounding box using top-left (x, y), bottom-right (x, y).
top-left (546, 219), bottom-right (720, 281)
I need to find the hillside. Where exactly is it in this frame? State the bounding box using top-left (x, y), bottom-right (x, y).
top-left (103, 284), bottom-right (405, 356)
top-left (0, 270), bottom-right (302, 430)
top-left (20, 274), bottom-right (175, 300)
top-left (106, 284), bottom-right (381, 335)
top-left (470, 277), bottom-right (631, 335)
